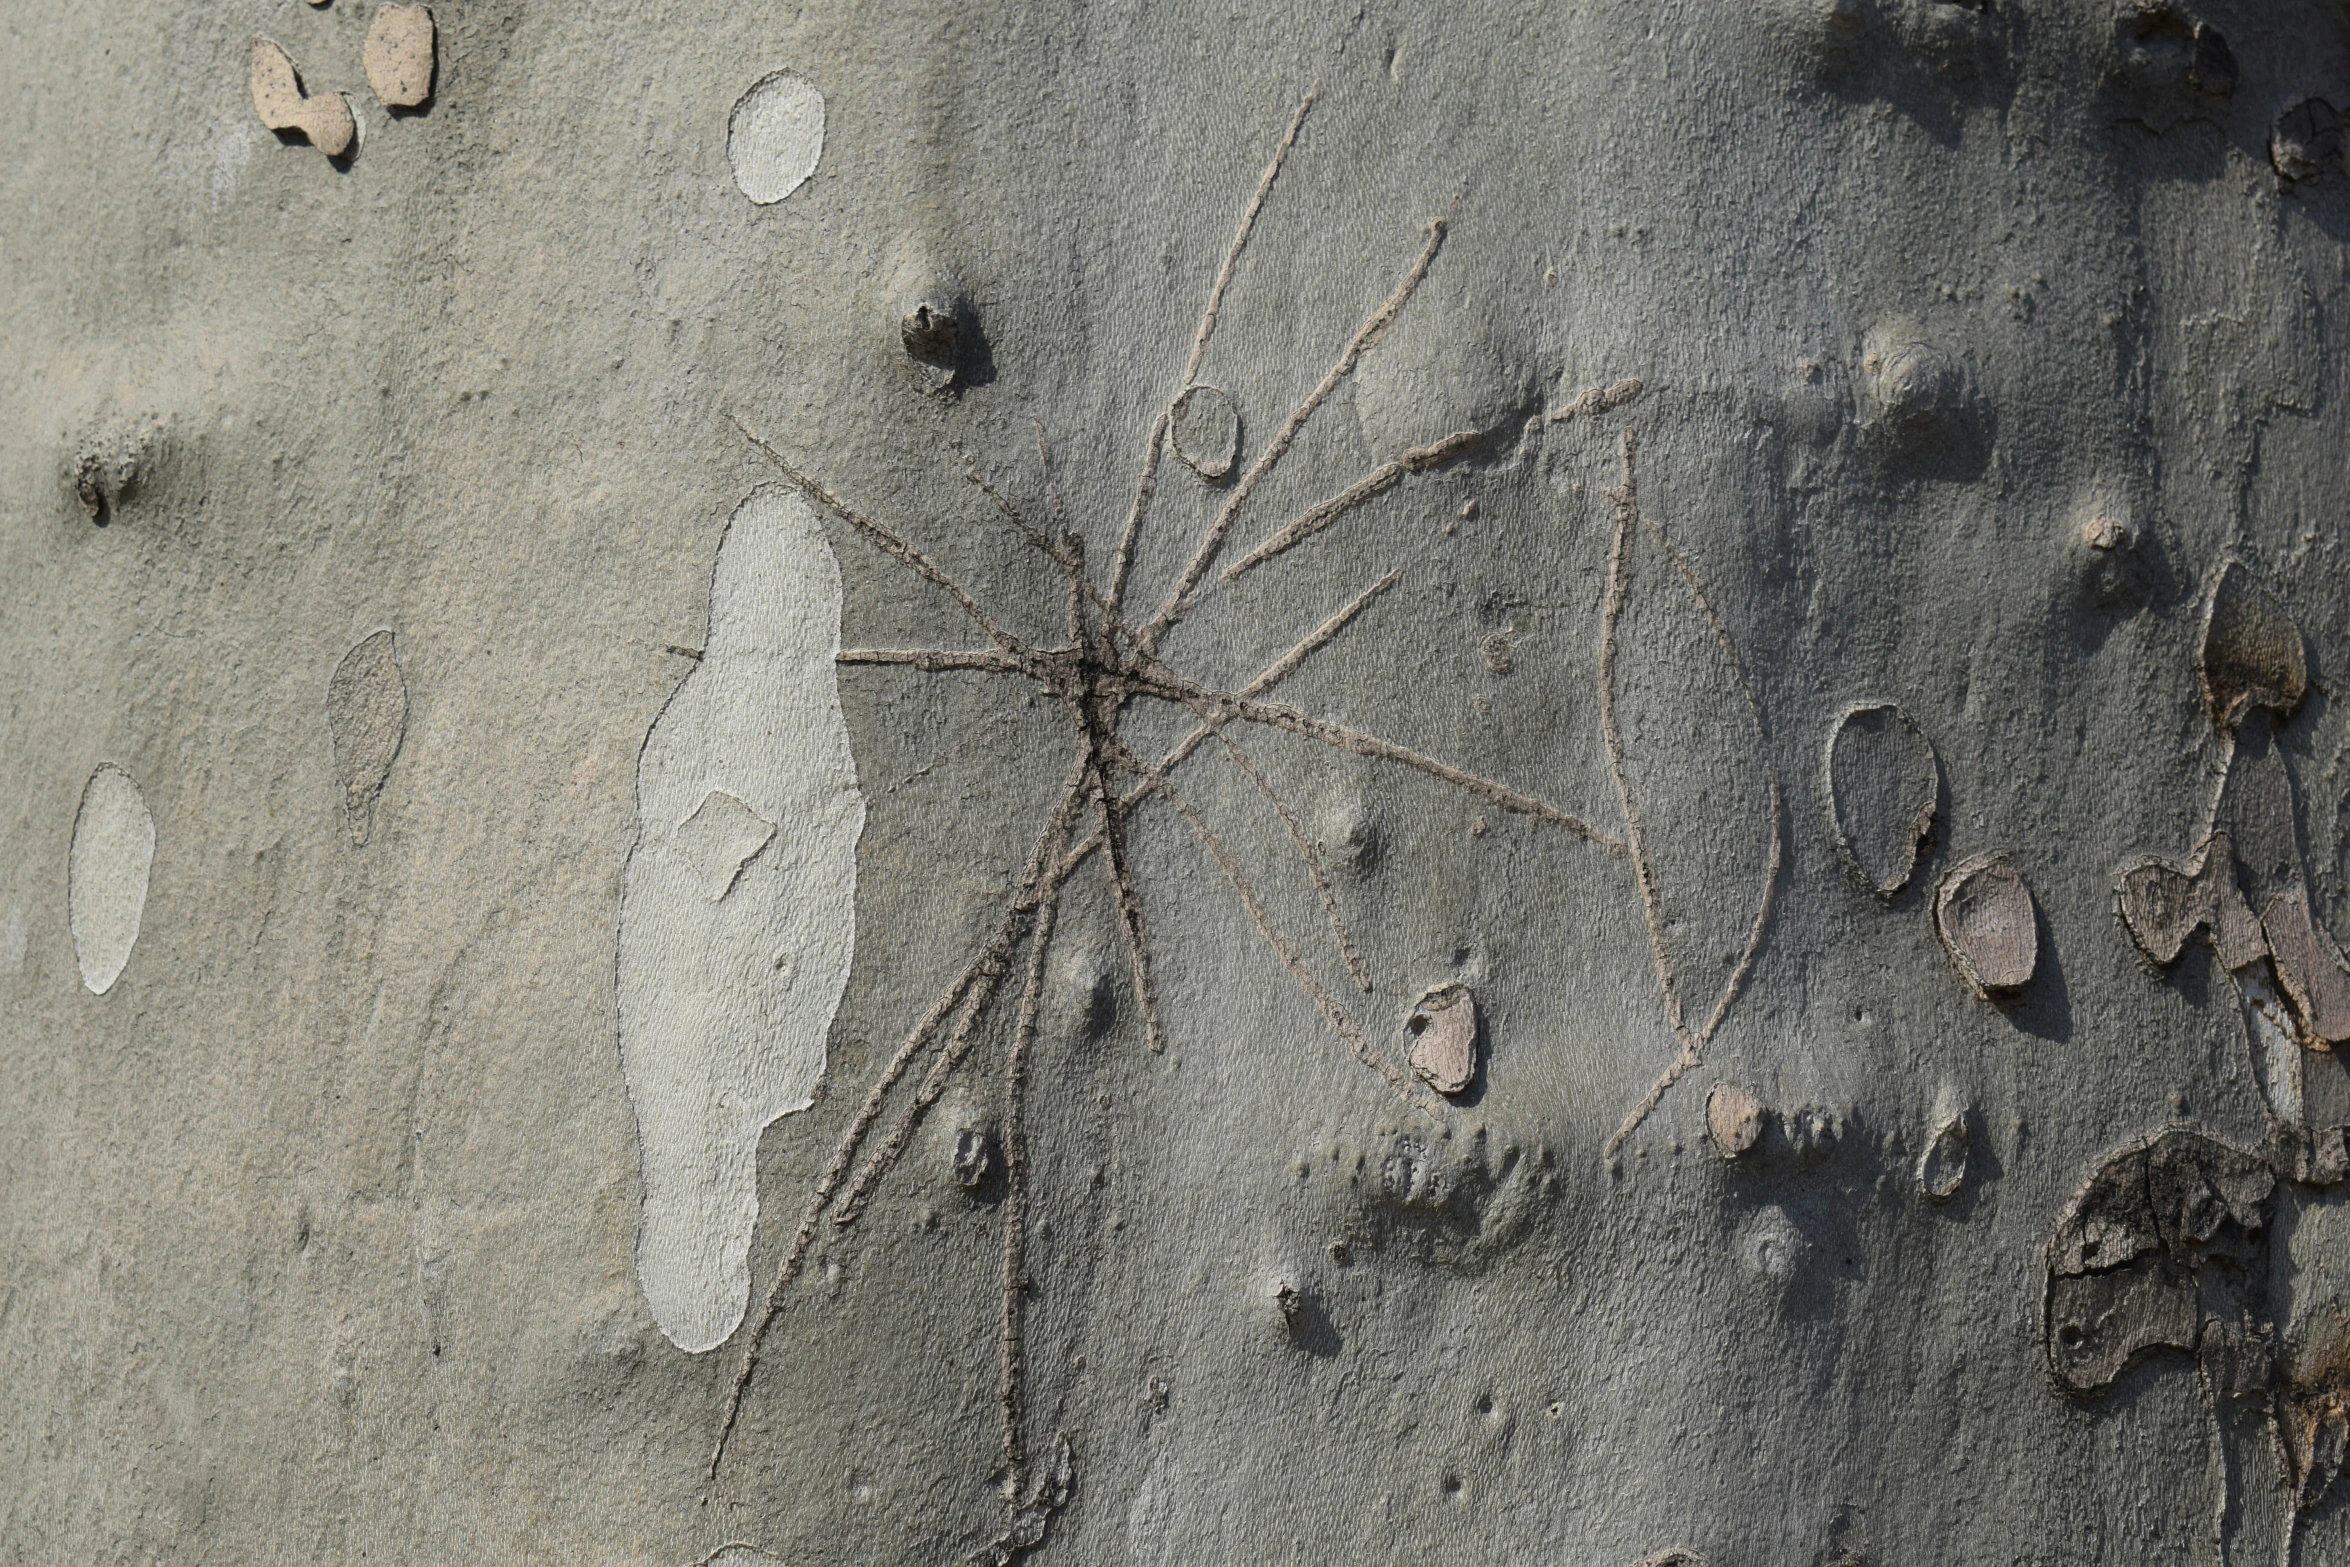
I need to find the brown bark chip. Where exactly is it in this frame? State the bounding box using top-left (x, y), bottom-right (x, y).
top-left (1935, 852), bottom-right (2036, 998)
top-left (365, 5), bottom-right (436, 110)
top-left (1705, 1084), bottom-right (1764, 1159)
top-left (2116, 832), bottom-right (2266, 971)
top-left (1406, 984), bottom-right (1477, 1096)
top-left (250, 38), bottom-right (355, 158)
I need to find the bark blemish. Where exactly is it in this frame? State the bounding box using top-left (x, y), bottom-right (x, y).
top-left (1824, 700), bottom-right (1939, 898)
top-left (326, 630), bottom-right (407, 848)
top-left (249, 38), bottom-right (354, 159)
top-left (1168, 383), bottom-right (1239, 480)
top-left (897, 292), bottom-right (972, 392)
top-left (1933, 851), bottom-right (2036, 998)
top-left (2081, 515), bottom-right (2130, 551)
top-left (1734, 1204), bottom-right (1808, 1284)
top-left (1546, 377), bottom-right (1643, 425)
top-left (363, 4), bottom-right (435, 110)
top-left (1407, 983), bottom-right (1478, 1096)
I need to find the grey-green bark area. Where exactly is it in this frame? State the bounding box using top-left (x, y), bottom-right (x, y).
top-left (8, 1), bottom-right (2350, 1563)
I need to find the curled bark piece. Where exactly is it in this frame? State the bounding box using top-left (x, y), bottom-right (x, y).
top-left (1934, 851), bottom-right (2036, 998)
top-left (2200, 559), bottom-right (2305, 731)
top-left (1406, 983), bottom-right (1477, 1096)
top-left (2116, 831), bottom-right (2265, 971)
top-left (1824, 701), bottom-right (1938, 898)
top-left (1169, 384), bottom-right (1238, 480)
top-left (1705, 1083), bottom-right (1764, 1159)
top-left (2042, 1126), bottom-right (2271, 1393)
top-left (2261, 887), bottom-right (2350, 1045)
top-left (364, 4), bottom-right (436, 110)
top-left (250, 38), bottom-right (355, 158)
top-left (1918, 1111), bottom-right (1969, 1201)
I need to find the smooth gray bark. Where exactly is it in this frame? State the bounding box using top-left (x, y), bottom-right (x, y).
top-left (8, 2), bottom-right (2350, 1563)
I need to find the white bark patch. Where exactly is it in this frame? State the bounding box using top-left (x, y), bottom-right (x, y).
top-left (726, 72), bottom-right (824, 205)
top-left (68, 764), bottom-right (155, 996)
top-left (326, 630), bottom-right (408, 847)
top-left (618, 485), bottom-right (863, 1353)
top-left (674, 790), bottom-right (777, 901)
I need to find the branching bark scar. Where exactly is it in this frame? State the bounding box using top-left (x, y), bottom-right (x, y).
top-left (1599, 431), bottom-right (1786, 1160)
top-left (705, 86), bottom-right (1780, 1552)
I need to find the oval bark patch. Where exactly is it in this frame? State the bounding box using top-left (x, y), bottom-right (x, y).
top-left (2200, 559), bottom-right (2305, 731)
top-left (617, 485), bottom-right (864, 1352)
top-left (1934, 851), bottom-right (2037, 998)
top-left (727, 71), bottom-right (825, 205)
top-left (69, 764), bottom-right (155, 996)
top-left (1824, 701), bottom-right (1938, 897)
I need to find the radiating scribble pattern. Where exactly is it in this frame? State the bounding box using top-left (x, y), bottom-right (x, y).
top-left (705, 87), bottom-right (1781, 1559)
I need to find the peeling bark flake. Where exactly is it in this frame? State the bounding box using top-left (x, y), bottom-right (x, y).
top-left (1704, 1083), bottom-right (1764, 1159)
top-left (363, 5), bottom-right (436, 110)
top-left (1406, 983), bottom-right (1477, 1096)
top-left (249, 38), bottom-right (353, 158)
top-left (2200, 559), bottom-right (2305, 731)
top-left (1934, 852), bottom-right (2036, 998)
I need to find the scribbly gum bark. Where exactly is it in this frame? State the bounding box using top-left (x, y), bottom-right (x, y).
top-left (16, 1), bottom-right (2350, 1563)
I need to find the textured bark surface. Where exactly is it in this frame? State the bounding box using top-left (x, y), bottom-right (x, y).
top-left (9, 2), bottom-right (2350, 1563)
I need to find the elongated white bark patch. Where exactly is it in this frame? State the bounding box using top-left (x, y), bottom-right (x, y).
top-left (69, 764), bottom-right (155, 996)
top-left (619, 486), bottom-right (863, 1352)
top-left (726, 72), bottom-right (824, 205)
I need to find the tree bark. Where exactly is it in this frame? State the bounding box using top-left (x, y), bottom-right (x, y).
top-left (8, 2), bottom-right (2350, 1563)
